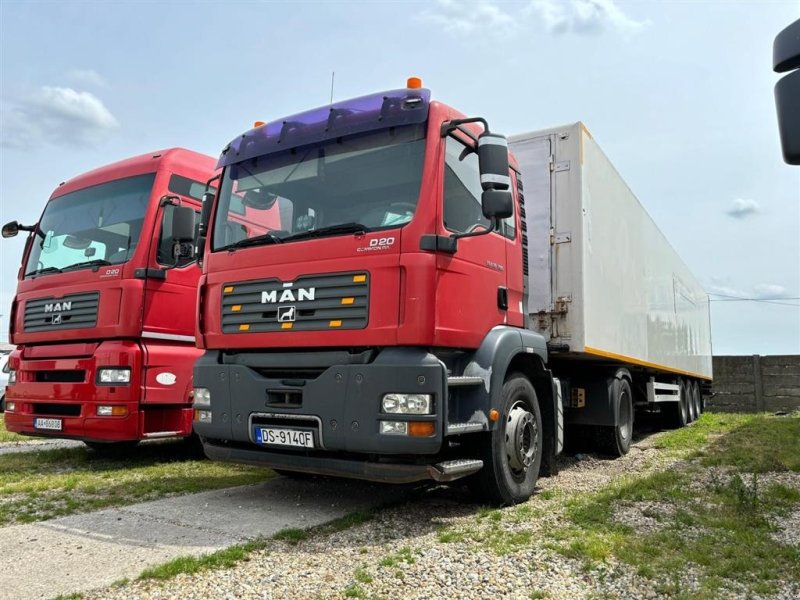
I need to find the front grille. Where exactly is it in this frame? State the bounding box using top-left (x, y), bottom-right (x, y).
top-left (221, 272), bottom-right (369, 333)
top-left (32, 403), bottom-right (81, 417)
top-left (24, 292), bottom-right (99, 332)
top-left (34, 370), bottom-right (86, 383)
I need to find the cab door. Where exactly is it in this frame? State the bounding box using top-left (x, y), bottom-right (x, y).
top-left (433, 135), bottom-right (508, 348)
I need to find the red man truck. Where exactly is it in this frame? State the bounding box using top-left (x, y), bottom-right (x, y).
top-left (191, 80), bottom-right (712, 504)
top-left (2, 148), bottom-right (216, 450)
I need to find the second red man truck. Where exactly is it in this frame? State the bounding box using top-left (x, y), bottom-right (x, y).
top-left (3, 149), bottom-right (216, 449)
top-left (191, 81), bottom-right (712, 504)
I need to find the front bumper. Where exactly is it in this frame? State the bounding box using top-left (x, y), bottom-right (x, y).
top-left (194, 347), bottom-right (448, 468)
top-left (4, 340), bottom-right (142, 441)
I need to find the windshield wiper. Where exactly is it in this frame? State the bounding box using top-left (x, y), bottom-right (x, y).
top-left (24, 266), bottom-right (63, 278)
top-left (222, 231), bottom-right (284, 252)
top-left (60, 259), bottom-right (113, 273)
top-left (281, 222), bottom-right (368, 244)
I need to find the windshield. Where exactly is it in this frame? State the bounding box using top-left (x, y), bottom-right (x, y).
top-left (212, 125), bottom-right (426, 251)
top-left (24, 173), bottom-right (155, 278)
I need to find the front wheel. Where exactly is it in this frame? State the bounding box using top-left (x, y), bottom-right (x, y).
top-left (468, 373), bottom-right (542, 506)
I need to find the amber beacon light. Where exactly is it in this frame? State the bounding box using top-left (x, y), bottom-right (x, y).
top-left (406, 76), bottom-right (423, 89)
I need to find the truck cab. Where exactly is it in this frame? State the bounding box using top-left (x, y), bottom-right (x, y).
top-left (193, 83), bottom-right (557, 504)
top-left (3, 148), bottom-right (216, 447)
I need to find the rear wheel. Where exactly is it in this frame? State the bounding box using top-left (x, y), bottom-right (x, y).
top-left (468, 373), bottom-right (542, 506)
top-left (662, 379), bottom-right (689, 429)
top-left (596, 377), bottom-right (633, 456)
top-left (687, 379), bottom-right (698, 422)
top-left (690, 380), bottom-right (702, 420)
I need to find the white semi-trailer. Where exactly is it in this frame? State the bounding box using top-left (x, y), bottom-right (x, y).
top-left (511, 123), bottom-right (712, 454)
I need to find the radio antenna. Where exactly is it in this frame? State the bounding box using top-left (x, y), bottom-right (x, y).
top-left (330, 71), bottom-right (335, 105)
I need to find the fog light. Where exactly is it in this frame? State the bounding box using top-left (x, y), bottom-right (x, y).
top-left (194, 409), bottom-right (212, 423)
top-left (97, 368), bottom-right (131, 384)
top-left (5, 401), bottom-right (15, 412)
top-left (379, 420), bottom-right (408, 435)
top-left (408, 421), bottom-right (435, 437)
top-left (381, 393), bottom-right (432, 414)
top-left (97, 405), bottom-right (128, 417)
top-left (193, 387), bottom-right (211, 407)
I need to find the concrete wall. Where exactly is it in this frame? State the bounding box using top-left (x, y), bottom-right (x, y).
top-left (709, 355), bottom-right (800, 413)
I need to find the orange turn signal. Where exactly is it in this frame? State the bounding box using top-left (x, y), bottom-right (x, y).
top-left (408, 421), bottom-right (435, 437)
top-left (489, 409), bottom-right (500, 422)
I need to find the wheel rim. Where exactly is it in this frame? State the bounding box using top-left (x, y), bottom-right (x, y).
top-left (505, 401), bottom-right (538, 476)
top-left (619, 388), bottom-right (632, 441)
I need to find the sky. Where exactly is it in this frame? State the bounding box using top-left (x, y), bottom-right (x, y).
top-left (0, 0), bottom-right (798, 355)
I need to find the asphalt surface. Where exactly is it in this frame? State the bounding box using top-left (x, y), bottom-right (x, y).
top-left (0, 477), bottom-right (410, 600)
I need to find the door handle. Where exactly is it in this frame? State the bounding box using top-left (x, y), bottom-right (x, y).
top-left (497, 287), bottom-right (508, 310)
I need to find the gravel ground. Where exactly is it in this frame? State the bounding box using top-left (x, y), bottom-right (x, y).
top-left (81, 425), bottom-right (800, 600)
top-left (0, 438), bottom-right (83, 455)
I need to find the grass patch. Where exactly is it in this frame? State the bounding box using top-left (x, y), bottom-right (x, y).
top-left (378, 546), bottom-right (417, 568)
top-left (555, 412), bottom-right (800, 595)
top-left (0, 442), bottom-right (273, 526)
top-left (0, 415), bottom-right (25, 443)
top-left (272, 527), bottom-right (309, 544)
top-left (652, 412), bottom-right (751, 456)
top-left (139, 539), bottom-right (267, 580)
top-left (700, 414), bottom-right (800, 472)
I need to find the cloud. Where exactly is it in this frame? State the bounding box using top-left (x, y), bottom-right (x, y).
top-left (419, 0), bottom-right (518, 36)
top-left (753, 284), bottom-right (787, 300)
top-left (705, 278), bottom-right (789, 300)
top-left (67, 69), bottom-right (107, 88)
top-left (420, 0), bottom-right (649, 38)
top-left (0, 86), bottom-right (118, 150)
top-left (528, 0), bottom-right (651, 36)
top-left (725, 198), bottom-right (760, 219)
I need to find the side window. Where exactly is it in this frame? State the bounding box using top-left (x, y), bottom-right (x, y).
top-left (157, 204), bottom-right (199, 266)
top-left (443, 137), bottom-right (490, 234)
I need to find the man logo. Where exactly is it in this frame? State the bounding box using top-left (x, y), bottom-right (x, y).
top-left (52, 314), bottom-right (62, 325)
top-left (278, 306), bottom-right (296, 323)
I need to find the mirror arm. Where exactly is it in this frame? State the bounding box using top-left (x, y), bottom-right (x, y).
top-left (441, 117), bottom-right (489, 138)
top-left (159, 194), bottom-right (182, 207)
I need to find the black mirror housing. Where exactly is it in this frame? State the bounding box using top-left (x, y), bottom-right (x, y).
top-left (477, 132), bottom-right (511, 191)
top-left (774, 18), bottom-right (800, 165)
top-left (482, 189), bottom-right (513, 219)
top-left (171, 206), bottom-right (196, 242)
top-left (2, 221), bottom-right (19, 238)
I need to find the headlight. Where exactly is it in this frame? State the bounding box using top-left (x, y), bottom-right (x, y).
top-left (381, 393), bottom-right (432, 415)
top-left (5, 401), bottom-right (15, 412)
top-left (8, 369), bottom-right (16, 385)
top-left (97, 368), bottom-right (131, 384)
top-left (379, 420), bottom-right (408, 435)
top-left (193, 387), bottom-right (211, 407)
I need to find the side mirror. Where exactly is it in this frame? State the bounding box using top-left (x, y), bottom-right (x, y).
top-left (171, 205), bottom-right (196, 243)
top-left (2, 221), bottom-right (20, 238)
top-left (482, 189), bottom-right (513, 219)
top-left (477, 132), bottom-right (511, 191)
top-left (774, 19), bottom-right (800, 165)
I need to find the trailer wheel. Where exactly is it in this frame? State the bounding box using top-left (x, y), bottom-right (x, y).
top-left (662, 380), bottom-right (689, 429)
top-left (468, 373), bottom-right (542, 506)
top-left (690, 381), bottom-right (703, 420)
top-left (596, 377), bottom-right (633, 456)
top-left (687, 379), bottom-right (699, 422)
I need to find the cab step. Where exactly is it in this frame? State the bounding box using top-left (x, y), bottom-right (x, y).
top-left (428, 459), bottom-right (484, 482)
top-left (447, 376), bottom-right (485, 387)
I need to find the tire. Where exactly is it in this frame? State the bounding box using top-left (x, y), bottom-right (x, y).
top-left (661, 379), bottom-right (689, 429)
top-left (596, 377), bottom-right (634, 456)
top-left (84, 440), bottom-right (140, 455)
top-left (690, 381), bottom-right (702, 420)
top-left (0, 395), bottom-right (5, 413)
top-left (468, 373), bottom-right (542, 506)
top-left (687, 379), bottom-right (698, 423)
